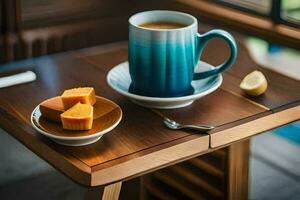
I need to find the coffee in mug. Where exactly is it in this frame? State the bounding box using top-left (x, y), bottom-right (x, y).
top-left (139, 21), bottom-right (186, 29)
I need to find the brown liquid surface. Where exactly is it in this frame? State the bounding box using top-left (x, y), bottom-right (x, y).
top-left (139, 21), bottom-right (186, 29)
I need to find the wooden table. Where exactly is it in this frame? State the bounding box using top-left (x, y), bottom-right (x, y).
top-left (1, 36), bottom-right (300, 199)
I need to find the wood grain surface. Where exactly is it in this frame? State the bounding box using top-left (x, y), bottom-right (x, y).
top-left (0, 32), bottom-right (300, 187)
top-left (227, 140), bottom-right (249, 200)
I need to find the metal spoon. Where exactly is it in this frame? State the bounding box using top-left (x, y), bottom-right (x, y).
top-left (163, 117), bottom-right (214, 133)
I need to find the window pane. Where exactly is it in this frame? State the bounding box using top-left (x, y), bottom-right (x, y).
top-left (216, 0), bottom-right (272, 15)
top-left (282, 0), bottom-right (300, 24)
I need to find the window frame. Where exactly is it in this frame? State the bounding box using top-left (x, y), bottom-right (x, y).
top-left (211, 0), bottom-right (270, 18)
top-left (211, 0), bottom-right (300, 28)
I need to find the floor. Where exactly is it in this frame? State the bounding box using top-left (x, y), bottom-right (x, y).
top-left (249, 122), bottom-right (300, 200)
top-left (0, 128), bottom-right (85, 200)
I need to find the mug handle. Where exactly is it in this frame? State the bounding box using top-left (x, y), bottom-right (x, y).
top-left (193, 29), bottom-right (237, 80)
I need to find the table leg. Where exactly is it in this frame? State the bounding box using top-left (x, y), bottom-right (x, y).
top-left (85, 182), bottom-right (122, 200)
top-left (227, 140), bottom-right (250, 200)
top-left (102, 182), bottom-right (122, 200)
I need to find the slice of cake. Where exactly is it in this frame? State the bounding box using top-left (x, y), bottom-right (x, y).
top-left (40, 97), bottom-right (65, 122)
top-left (61, 103), bottom-right (93, 130)
top-left (61, 87), bottom-right (96, 109)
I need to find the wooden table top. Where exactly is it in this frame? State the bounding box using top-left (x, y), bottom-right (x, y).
top-left (1, 36), bottom-right (300, 187)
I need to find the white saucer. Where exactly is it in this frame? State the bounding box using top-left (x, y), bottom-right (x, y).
top-left (107, 61), bottom-right (222, 109)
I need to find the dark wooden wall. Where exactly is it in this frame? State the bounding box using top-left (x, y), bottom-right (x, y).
top-left (0, 0), bottom-right (169, 63)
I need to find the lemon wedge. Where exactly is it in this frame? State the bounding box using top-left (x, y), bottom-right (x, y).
top-left (240, 70), bottom-right (268, 96)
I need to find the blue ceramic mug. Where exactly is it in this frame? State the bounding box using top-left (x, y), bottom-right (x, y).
top-left (128, 10), bottom-right (237, 97)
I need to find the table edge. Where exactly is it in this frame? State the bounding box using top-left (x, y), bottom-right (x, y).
top-left (90, 135), bottom-right (209, 186)
top-left (211, 105), bottom-right (300, 148)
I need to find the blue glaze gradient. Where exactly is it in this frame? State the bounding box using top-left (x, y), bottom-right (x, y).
top-left (129, 11), bottom-right (237, 97)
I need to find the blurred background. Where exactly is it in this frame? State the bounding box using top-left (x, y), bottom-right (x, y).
top-left (0, 0), bottom-right (299, 63)
top-left (1, 0), bottom-right (300, 200)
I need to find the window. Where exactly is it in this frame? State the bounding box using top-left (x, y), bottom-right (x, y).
top-left (214, 0), bottom-right (300, 28)
top-left (282, 0), bottom-right (300, 24)
top-left (217, 0), bottom-right (272, 15)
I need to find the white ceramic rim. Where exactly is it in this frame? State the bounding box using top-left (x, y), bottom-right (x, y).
top-left (106, 61), bottom-right (223, 102)
top-left (129, 10), bottom-right (197, 32)
top-left (30, 103), bottom-right (122, 141)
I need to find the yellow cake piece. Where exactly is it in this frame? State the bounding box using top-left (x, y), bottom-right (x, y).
top-left (40, 97), bottom-right (65, 122)
top-left (61, 87), bottom-right (96, 109)
top-left (61, 103), bottom-right (93, 130)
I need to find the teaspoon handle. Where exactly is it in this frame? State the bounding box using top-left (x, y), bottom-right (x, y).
top-left (180, 125), bottom-right (214, 132)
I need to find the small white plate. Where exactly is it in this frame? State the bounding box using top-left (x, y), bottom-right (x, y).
top-left (31, 96), bottom-right (122, 146)
top-left (107, 61), bottom-right (222, 109)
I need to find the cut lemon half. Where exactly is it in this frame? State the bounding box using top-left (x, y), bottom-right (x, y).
top-left (240, 70), bottom-right (268, 96)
